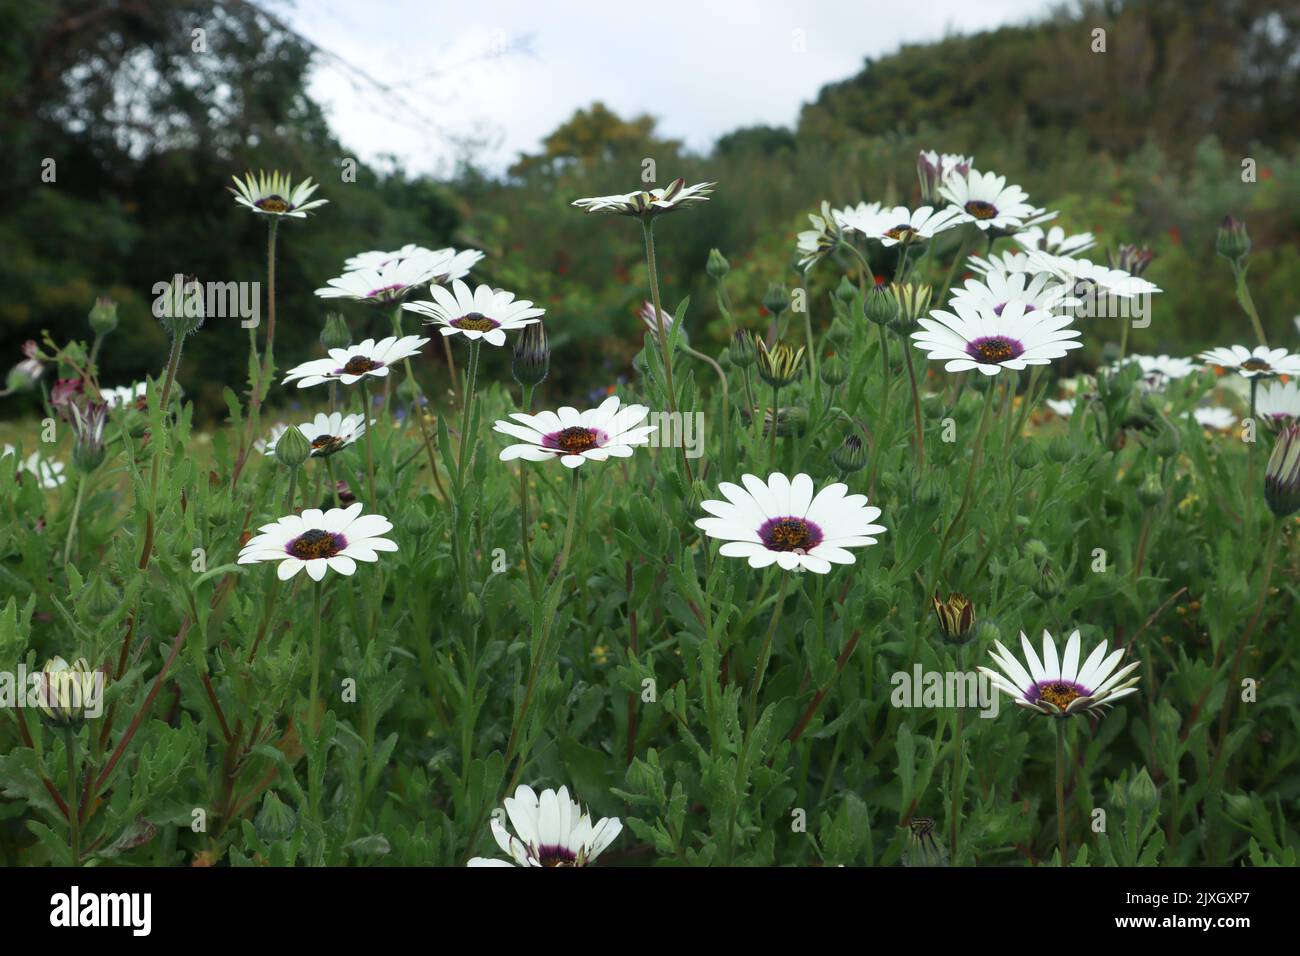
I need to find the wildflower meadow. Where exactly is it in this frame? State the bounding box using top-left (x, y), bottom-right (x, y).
top-left (1, 2), bottom-right (1296, 908)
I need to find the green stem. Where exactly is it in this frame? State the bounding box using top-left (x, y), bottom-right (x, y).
top-left (934, 385), bottom-right (995, 581)
top-left (65, 727), bottom-right (80, 866)
top-left (458, 339), bottom-right (482, 485)
top-left (950, 646), bottom-right (965, 860)
top-left (1055, 718), bottom-right (1068, 867)
top-left (358, 380), bottom-right (377, 503)
top-left (902, 338), bottom-right (925, 468)
top-left (641, 218), bottom-right (693, 482)
top-left (746, 573), bottom-right (791, 729)
top-left (62, 473), bottom-right (87, 566)
top-left (768, 384), bottom-right (780, 470)
top-left (1233, 263), bottom-right (1268, 348)
top-left (309, 581), bottom-right (323, 729)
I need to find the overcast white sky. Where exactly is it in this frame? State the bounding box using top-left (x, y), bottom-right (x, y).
top-left (288, 0), bottom-right (1056, 176)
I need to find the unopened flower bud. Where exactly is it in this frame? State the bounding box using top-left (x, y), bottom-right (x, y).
top-left (1137, 471), bottom-right (1163, 508)
top-left (1265, 423), bottom-right (1300, 517)
top-left (320, 312), bottom-right (351, 351)
top-left (88, 296), bottom-right (119, 337)
top-left (932, 592), bottom-right (976, 642)
top-left (820, 354), bottom-right (847, 387)
top-left (864, 285), bottom-right (899, 326)
top-left (706, 248), bottom-right (730, 279)
top-left (1216, 216), bottom-right (1251, 263)
top-left (728, 329), bottom-right (757, 369)
top-left (762, 281), bottom-right (790, 317)
top-left (832, 432), bottom-right (867, 474)
top-left (512, 321), bottom-right (550, 387)
top-left (274, 425), bottom-right (311, 469)
top-left (39, 656), bottom-right (99, 727)
top-left (155, 275), bottom-right (205, 338)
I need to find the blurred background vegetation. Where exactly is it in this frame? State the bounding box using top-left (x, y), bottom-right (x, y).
top-left (2, 0), bottom-right (1298, 420)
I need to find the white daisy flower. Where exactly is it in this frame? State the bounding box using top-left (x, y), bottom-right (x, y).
top-left (796, 201), bottom-right (842, 271)
top-left (571, 177), bottom-right (715, 217)
top-left (229, 170), bottom-right (327, 219)
top-left (1257, 380), bottom-right (1300, 425)
top-left (966, 250), bottom-right (1040, 277)
top-left (1198, 344), bottom-right (1300, 380)
top-left (949, 271), bottom-right (1078, 315)
top-left (911, 300), bottom-right (1082, 376)
top-left (102, 382), bottom-right (147, 411)
top-left (493, 395), bottom-right (656, 469)
top-left (1110, 354), bottom-right (1199, 393)
top-left (315, 255), bottom-right (446, 305)
top-left (979, 630), bottom-right (1141, 718)
top-left (344, 245), bottom-right (485, 284)
top-left (831, 200), bottom-right (882, 231)
top-left (282, 335), bottom-right (430, 389)
top-left (1189, 406), bottom-right (1237, 430)
top-left (402, 279), bottom-right (544, 348)
top-left (1046, 398), bottom-right (1077, 418)
top-left (1015, 225), bottom-right (1097, 257)
top-left (467, 785), bottom-right (622, 868)
top-left (836, 203), bottom-right (966, 247)
top-left (263, 412), bottom-right (370, 458)
top-left (917, 151), bottom-right (972, 202)
top-left (940, 169), bottom-right (1038, 231)
top-left (1027, 251), bottom-right (1162, 299)
top-left (3, 445), bottom-right (67, 488)
top-left (236, 502), bottom-right (397, 582)
top-left (695, 472), bottom-right (887, 575)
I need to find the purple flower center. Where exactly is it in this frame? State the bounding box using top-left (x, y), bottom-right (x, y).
top-left (966, 335), bottom-right (1025, 365)
top-left (758, 516), bottom-right (823, 554)
top-left (453, 312), bottom-right (500, 333)
top-left (543, 426), bottom-right (605, 455)
top-left (365, 283), bottom-right (407, 301)
top-left (1028, 680), bottom-right (1092, 712)
top-left (287, 529), bottom-right (347, 561)
top-left (535, 844), bottom-right (579, 867)
top-left (992, 302), bottom-right (1036, 316)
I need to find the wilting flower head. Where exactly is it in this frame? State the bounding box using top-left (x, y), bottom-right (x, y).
top-left (837, 204), bottom-right (965, 247)
top-left (796, 201), bottom-right (842, 271)
top-left (237, 503), bottom-right (397, 581)
top-left (932, 592), bottom-right (975, 642)
top-left (39, 657), bottom-right (100, 727)
top-left (468, 785), bottom-right (622, 867)
top-left (229, 170), bottom-right (327, 219)
top-left (979, 630), bottom-right (1140, 718)
top-left (916, 151), bottom-right (972, 204)
top-left (282, 336), bottom-right (429, 389)
top-left (1198, 345), bottom-right (1300, 380)
top-left (940, 168), bottom-right (1038, 232)
top-left (571, 177), bottom-right (715, 218)
top-left (403, 280), bottom-right (544, 347)
top-left (5, 341), bottom-right (44, 393)
top-left (494, 395), bottom-right (656, 469)
top-left (696, 472), bottom-right (887, 574)
top-left (1014, 225), bottom-right (1095, 257)
top-left (1265, 423), bottom-right (1300, 517)
top-left (512, 321), bottom-right (550, 388)
top-left (911, 300), bottom-right (1082, 376)
top-left (69, 402), bottom-right (108, 472)
top-left (755, 337), bottom-right (805, 388)
top-left (639, 300), bottom-right (682, 344)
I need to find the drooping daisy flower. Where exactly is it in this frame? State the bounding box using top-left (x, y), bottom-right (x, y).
top-left (402, 280), bottom-right (544, 347)
top-left (1015, 225), bottom-right (1096, 257)
top-left (315, 255), bottom-right (446, 305)
top-left (695, 472), bottom-right (887, 574)
top-left (1110, 354), bottom-right (1199, 393)
top-left (1198, 345), bottom-right (1300, 380)
top-left (979, 630), bottom-right (1140, 718)
top-left (102, 382), bottom-right (148, 411)
top-left (493, 395), bottom-right (656, 468)
top-left (1189, 406), bottom-right (1237, 430)
top-left (1027, 251), bottom-right (1162, 299)
top-left (796, 201), bottom-right (842, 271)
top-left (911, 300), bottom-right (1082, 376)
top-left (1257, 380), bottom-right (1300, 425)
top-left (263, 412), bottom-right (370, 458)
top-left (236, 502), bottom-right (397, 581)
top-left (2, 445), bottom-right (66, 488)
top-left (572, 177), bottom-right (715, 217)
top-left (282, 336), bottom-right (430, 389)
top-left (229, 170), bottom-right (327, 219)
top-left (344, 245), bottom-right (485, 284)
top-left (940, 169), bottom-right (1039, 232)
top-left (836, 203), bottom-right (966, 247)
top-left (949, 270), bottom-right (1078, 315)
top-left (467, 785), bottom-right (622, 868)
